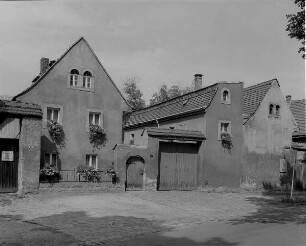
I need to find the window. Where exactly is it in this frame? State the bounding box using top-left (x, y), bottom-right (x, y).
top-left (269, 104), bottom-right (274, 115)
top-left (89, 112), bottom-right (101, 126)
top-left (47, 107), bottom-right (60, 123)
top-left (86, 154), bottom-right (98, 169)
top-left (275, 105), bottom-right (280, 117)
top-left (70, 69), bottom-right (79, 86)
top-left (130, 133), bottom-right (135, 145)
top-left (83, 71), bottom-right (92, 88)
top-left (221, 88), bottom-right (231, 104)
top-left (44, 153), bottom-right (58, 167)
top-left (218, 120), bottom-right (231, 139)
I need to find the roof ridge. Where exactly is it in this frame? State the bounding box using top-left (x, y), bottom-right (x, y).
top-left (243, 78), bottom-right (277, 91)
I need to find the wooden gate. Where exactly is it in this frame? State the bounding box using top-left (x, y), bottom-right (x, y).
top-left (0, 139), bottom-right (19, 193)
top-left (126, 156), bottom-right (145, 190)
top-left (158, 142), bottom-right (198, 190)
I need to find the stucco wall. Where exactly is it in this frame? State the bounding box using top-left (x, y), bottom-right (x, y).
top-left (201, 82), bottom-right (244, 187)
top-left (19, 117), bottom-right (42, 193)
top-left (16, 39), bottom-right (130, 170)
top-left (242, 83), bottom-right (296, 187)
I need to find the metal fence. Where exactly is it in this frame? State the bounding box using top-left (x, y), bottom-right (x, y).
top-left (40, 169), bottom-right (113, 183)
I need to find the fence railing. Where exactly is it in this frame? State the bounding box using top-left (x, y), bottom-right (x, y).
top-left (40, 169), bottom-right (113, 183)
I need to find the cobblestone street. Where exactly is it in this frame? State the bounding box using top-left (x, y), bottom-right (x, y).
top-left (0, 191), bottom-right (305, 245)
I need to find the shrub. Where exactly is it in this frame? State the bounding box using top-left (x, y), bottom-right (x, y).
top-left (40, 165), bottom-right (61, 183)
top-left (76, 164), bottom-right (101, 182)
top-left (47, 120), bottom-right (65, 148)
top-left (89, 124), bottom-right (107, 150)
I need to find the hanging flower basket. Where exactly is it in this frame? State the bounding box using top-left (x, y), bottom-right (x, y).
top-left (220, 132), bottom-right (233, 152)
top-left (39, 165), bottom-right (61, 183)
top-left (47, 120), bottom-right (65, 148)
top-left (89, 124), bottom-right (107, 150)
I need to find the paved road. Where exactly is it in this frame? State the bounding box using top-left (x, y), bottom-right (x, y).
top-left (0, 191), bottom-right (305, 245)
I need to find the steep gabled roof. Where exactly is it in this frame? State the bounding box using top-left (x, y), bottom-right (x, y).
top-left (242, 79), bottom-right (278, 122)
top-left (290, 99), bottom-right (306, 136)
top-left (124, 84), bottom-right (219, 129)
top-left (13, 37), bottom-right (130, 107)
top-left (144, 127), bottom-right (206, 141)
top-left (0, 100), bottom-right (42, 118)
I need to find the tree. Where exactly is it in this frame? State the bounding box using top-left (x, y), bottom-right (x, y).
top-left (149, 84), bottom-right (192, 106)
top-left (122, 76), bottom-right (146, 110)
top-left (286, 0), bottom-right (305, 59)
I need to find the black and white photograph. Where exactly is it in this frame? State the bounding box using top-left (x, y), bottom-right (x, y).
top-left (0, 0), bottom-right (305, 245)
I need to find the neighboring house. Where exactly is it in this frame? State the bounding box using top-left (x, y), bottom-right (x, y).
top-left (242, 79), bottom-right (297, 187)
top-left (115, 75), bottom-right (244, 190)
top-left (288, 97), bottom-right (306, 144)
top-left (13, 37), bottom-right (131, 171)
top-left (0, 100), bottom-right (42, 193)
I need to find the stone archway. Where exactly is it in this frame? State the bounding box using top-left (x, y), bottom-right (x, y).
top-left (126, 156), bottom-right (145, 190)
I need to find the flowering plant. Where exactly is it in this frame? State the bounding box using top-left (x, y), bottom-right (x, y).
top-left (40, 165), bottom-right (61, 182)
top-left (47, 120), bottom-right (65, 148)
top-left (89, 124), bottom-right (107, 149)
top-left (76, 164), bottom-right (101, 182)
top-left (220, 132), bottom-right (233, 152)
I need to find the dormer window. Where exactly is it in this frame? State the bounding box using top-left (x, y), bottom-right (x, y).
top-left (70, 69), bottom-right (79, 86)
top-left (83, 71), bottom-right (92, 88)
top-left (221, 88), bottom-right (231, 104)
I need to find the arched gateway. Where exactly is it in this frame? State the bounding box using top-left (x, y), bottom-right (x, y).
top-left (126, 156), bottom-right (145, 190)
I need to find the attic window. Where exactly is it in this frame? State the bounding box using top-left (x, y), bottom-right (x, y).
top-left (269, 104), bottom-right (274, 115)
top-left (68, 69), bottom-right (94, 92)
top-left (83, 71), bottom-right (92, 88)
top-left (70, 69), bottom-right (79, 86)
top-left (221, 88), bottom-right (231, 104)
top-left (275, 105), bottom-right (280, 117)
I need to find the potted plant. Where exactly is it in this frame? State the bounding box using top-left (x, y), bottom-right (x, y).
top-left (89, 124), bottom-right (107, 150)
top-left (47, 120), bottom-right (65, 148)
top-left (76, 164), bottom-right (101, 182)
top-left (220, 132), bottom-right (233, 152)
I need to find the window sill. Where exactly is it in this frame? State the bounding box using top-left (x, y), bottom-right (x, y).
top-left (67, 85), bottom-right (94, 92)
top-left (221, 101), bottom-right (231, 105)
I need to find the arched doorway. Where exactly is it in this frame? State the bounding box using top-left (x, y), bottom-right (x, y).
top-left (126, 156), bottom-right (145, 190)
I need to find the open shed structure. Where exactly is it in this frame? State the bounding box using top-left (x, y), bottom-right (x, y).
top-left (0, 100), bottom-right (42, 193)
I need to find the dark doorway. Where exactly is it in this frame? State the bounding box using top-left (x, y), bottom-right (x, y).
top-left (0, 139), bottom-right (19, 193)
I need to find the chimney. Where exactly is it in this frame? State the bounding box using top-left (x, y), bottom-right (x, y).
top-left (286, 95), bottom-right (292, 104)
top-left (194, 74), bottom-right (203, 91)
top-left (40, 57), bottom-right (50, 75)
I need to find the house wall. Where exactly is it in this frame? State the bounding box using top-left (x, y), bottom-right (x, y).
top-left (242, 84), bottom-right (296, 187)
top-left (202, 82), bottom-right (244, 187)
top-left (16, 39), bottom-right (130, 170)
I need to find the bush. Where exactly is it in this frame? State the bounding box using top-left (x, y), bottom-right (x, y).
top-left (40, 165), bottom-right (61, 183)
top-left (77, 164), bottom-right (101, 182)
top-left (47, 120), bottom-right (65, 148)
top-left (89, 124), bottom-right (107, 150)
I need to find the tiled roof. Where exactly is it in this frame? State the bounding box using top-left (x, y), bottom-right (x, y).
top-left (145, 127), bottom-right (206, 141)
top-left (124, 84), bottom-right (219, 128)
top-left (13, 37), bottom-right (130, 108)
top-left (291, 142), bottom-right (306, 151)
top-left (290, 99), bottom-right (306, 135)
top-left (0, 100), bottom-right (42, 118)
top-left (243, 79), bottom-right (278, 121)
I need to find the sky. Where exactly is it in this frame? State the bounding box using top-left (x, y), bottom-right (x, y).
top-left (0, 0), bottom-right (305, 103)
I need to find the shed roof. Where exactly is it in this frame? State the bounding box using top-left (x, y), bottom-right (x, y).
top-left (242, 79), bottom-right (278, 122)
top-left (124, 84), bottom-right (219, 129)
top-left (0, 100), bottom-right (42, 118)
top-left (290, 99), bottom-right (306, 136)
top-left (144, 127), bottom-right (206, 141)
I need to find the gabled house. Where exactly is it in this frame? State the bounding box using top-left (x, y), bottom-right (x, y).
top-left (115, 75), bottom-right (244, 190)
top-left (13, 37), bottom-right (131, 171)
top-left (242, 79), bottom-right (297, 187)
top-left (288, 97), bottom-right (306, 144)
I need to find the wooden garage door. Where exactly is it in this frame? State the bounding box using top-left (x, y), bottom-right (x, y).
top-left (0, 139), bottom-right (19, 193)
top-left (158, 142), bottom-right (198, 190)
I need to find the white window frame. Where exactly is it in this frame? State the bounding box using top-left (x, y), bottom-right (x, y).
top-left (86, 109), bottom-right (103, 132)
top-left (86, 154), bottom-right (98, 169)
top-left (220, 88), bottom-right (231, 104)
top-left (43, 103), bottom-right (63, 128)
top-left (275, 105), bottom-right (280, 117)
top-left (47, 107), bottom-right (60, 123)
top-left (269, 103), bottom-right (275, 116)
top-left (218, 120), bottom-right (232, 140)
top-left (67, 71), bottom-right (94, 92)
top-left (44, 152), bottom-right (58, 168)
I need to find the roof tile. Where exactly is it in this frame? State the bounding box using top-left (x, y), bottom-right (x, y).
top-left (290, 99), bottom-right (306, 135)
top-left (0, 100), bottom-right (42, 118)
